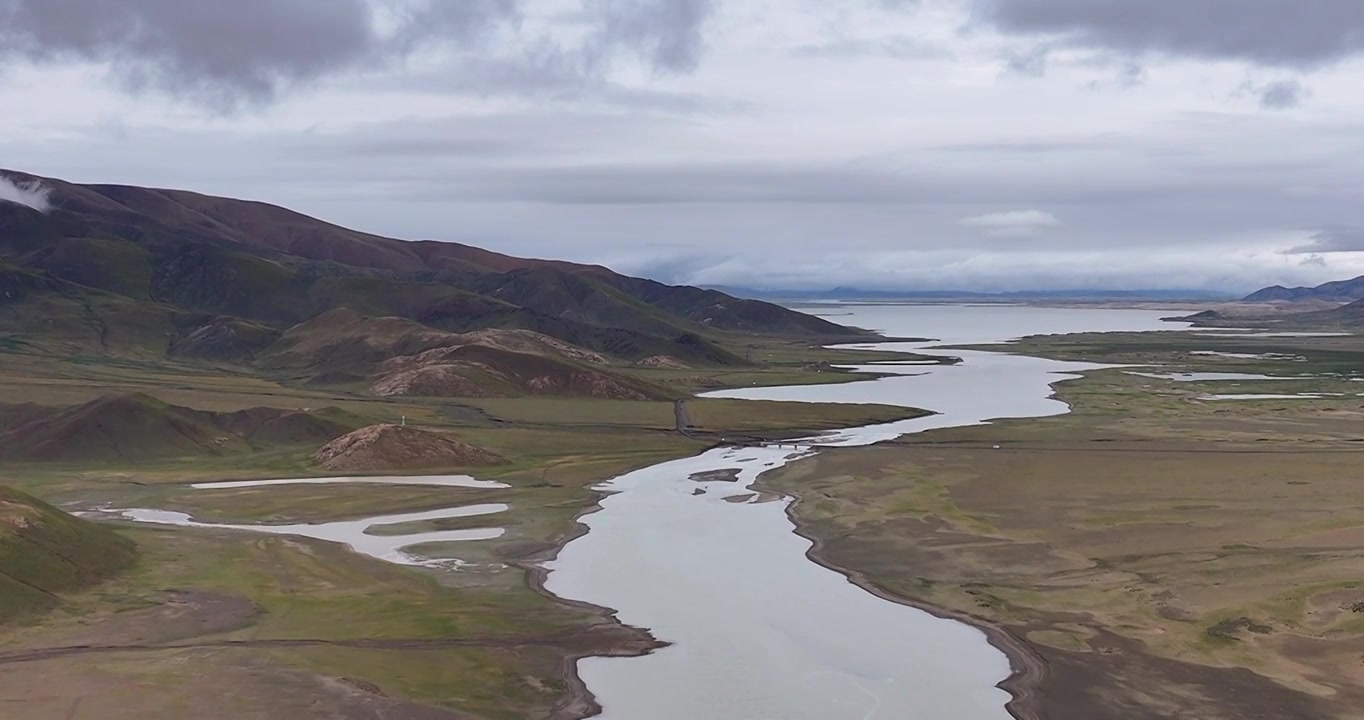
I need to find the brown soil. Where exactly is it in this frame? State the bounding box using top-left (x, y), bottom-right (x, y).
top-left (455, 329), bottom-right (609, 365)
top-left (634, 355), bottom-right (690, 369)
top-left (2, 590), bottom-right (260, 651)
top-left (270, 309), bottom-right (609, 375)
top-left (0, 648), bottom-right (475, 720)
top-left (314, 424), bottom-right (507, 472)
top-left (371, 345), bottom-right (664, 400)
top-left (371, 364), bottom-right (502, 398)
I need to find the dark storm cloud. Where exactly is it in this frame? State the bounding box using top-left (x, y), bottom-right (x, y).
top-left (1289, 226), bottom-right (1364, 254)
top-left (0, 0), bottom-right (516, 105)
top-left (970, 0), bottom-right (1364, 69)
top-left (0, 0), bottom-right (718, 106)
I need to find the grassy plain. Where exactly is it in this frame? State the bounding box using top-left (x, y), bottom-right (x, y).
top-left (764, 329), bottom-right (1364, 720)
top-left (0, 337), bottom-right (922, 720)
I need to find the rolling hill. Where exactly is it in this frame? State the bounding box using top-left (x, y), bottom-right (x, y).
top-left (0, 485), bottom-right (137, 621)
top-left (1268, 297), bottom-right (1364, 328)
top-left (0, 170), bottom-right (855, 379)
top-left (0, 393), bottom-right (366, 464)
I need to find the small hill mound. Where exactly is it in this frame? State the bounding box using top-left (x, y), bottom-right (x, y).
top-left (314, 424), bottom-right (506, 472)
top-left (372, 345), bottom-right (668, 400)
top-left (0, 485), bottom-right (137, 621)
top-left (0, 393), bottom-right (247, 463)
top-left (219, 406), bottom-right (364, 446)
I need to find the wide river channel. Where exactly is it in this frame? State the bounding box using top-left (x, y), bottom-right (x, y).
top-left (544, 303), bottom-right (1186, 720)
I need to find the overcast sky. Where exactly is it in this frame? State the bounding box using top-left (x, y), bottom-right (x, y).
top-left (5, 0), bottom-right (1364, 292)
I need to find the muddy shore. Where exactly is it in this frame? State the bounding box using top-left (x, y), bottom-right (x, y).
top-left (758, 462), bottom-right (1048, 720)
top-left (508, 474), bottom-right (669, 720)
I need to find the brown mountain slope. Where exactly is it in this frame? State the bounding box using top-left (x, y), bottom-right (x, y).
top-left (372, 344), bottom-right (669, 400)
top-left (0, 169), bottom-right (856, 349)
top-left (262, 308), bottom-right (614, 382)
top-left (262, 308), bottom-right (457, 372)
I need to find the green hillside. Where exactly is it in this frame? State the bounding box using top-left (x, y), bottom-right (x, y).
top-left (0, 486), bottom-right (136, 621)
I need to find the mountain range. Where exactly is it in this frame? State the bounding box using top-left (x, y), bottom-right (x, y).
top-left (0, 170), bottom-right (856, 399)
top-left (1242, 276), bottom-right (1364, 302)
top-left (713, 286), bottom-right (1236, 302)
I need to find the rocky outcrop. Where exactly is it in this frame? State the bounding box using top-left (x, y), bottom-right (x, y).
top-left (369, 344), bottom-right (666, 400)
top-left (313, 424), bottom-right (507, 472)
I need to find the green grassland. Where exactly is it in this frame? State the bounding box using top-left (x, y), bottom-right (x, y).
top-left (0, 486), bottom-right (137, 622)
top-left (0, 332), bottom-right (932, 719)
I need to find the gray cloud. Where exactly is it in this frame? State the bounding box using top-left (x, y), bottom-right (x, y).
top-left (585, 0), bottom-right (715, 73)
top-left (791, 35), bottom-right (947, 61)
top-left (0, 0), bottom-right (516, 106)
top-left (959, 210), bottom-right (1061, 237)
top-left (0, 0), bottom-right (717, 107)
top-left (375, 48), bottom-right (747, 114)
top-left (1289, 226), bottom-right (1364, 254)
top-left (970, 0), bottom-right (1364, 69)
top-left (1257, 79), bottom-right (1307, 109)
top-left (1004, 45), bottom-right (1049, 76)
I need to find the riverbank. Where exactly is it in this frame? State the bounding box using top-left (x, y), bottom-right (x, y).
top-left (513, 465), bottom-right (665, 720)
top-left (768, 481), bottom-right (1048, 720)
top-left (757, 329), bottom-right (1364, 719)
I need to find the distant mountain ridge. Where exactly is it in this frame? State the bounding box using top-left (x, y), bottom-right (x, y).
top-left (710, 286), bottom-right (1236, 301)
top-left (1243, 276), bottom-right (1364, 302)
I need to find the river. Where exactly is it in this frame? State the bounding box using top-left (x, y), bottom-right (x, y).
top-left (543, 303), bottom-right (1185, 720)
